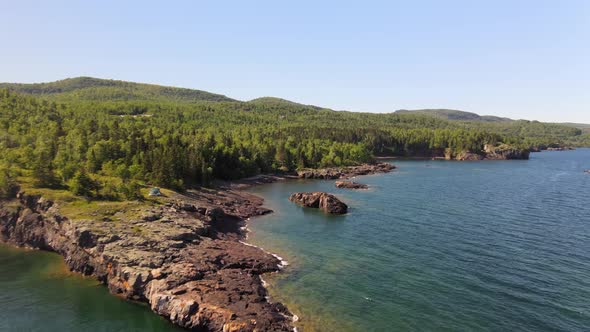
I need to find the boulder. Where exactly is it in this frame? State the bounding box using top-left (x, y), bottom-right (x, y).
top-left (335, 181), bottom-right (368, 189)
top-left (288, 192), bottom-right (348, 214)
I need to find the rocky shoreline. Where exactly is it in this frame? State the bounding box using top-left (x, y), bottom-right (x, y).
top-left (0, 189), bottom-right (294, 332)
top-left (0, 162), bottom-right (395, 331)
top-left (297, 162), bottom-right (396, 180)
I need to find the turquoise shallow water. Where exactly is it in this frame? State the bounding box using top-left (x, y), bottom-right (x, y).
top-left (0, 245), bottom-right (182, 332)
top-left (248, 149), bottom-right (590, 332)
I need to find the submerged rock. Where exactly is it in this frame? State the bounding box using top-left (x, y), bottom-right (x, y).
top-left (288, 192), bottom-right (348, 214)
top-left (335, 181), bottom-right (368, 189)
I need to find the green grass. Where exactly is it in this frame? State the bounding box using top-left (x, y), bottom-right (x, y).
top-left (16, 174), bottom-right (169, 222)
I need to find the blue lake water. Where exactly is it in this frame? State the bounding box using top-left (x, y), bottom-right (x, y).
top-left (0, 150), bottom-right (588, 331)
top-left (248, 149), bottom-right (590, 331)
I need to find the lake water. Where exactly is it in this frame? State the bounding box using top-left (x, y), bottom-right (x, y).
top-left (247, 149), bottom-right (590, 331)
top-left (0, 150), bottom-right (588, 331)
top-left (0, 245), bottom-right (182, 332)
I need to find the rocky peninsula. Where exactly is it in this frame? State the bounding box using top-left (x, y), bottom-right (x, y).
top-left (0, 189), bottom-right (294, 332)
top-left (447, 144), bottom-right (530, 161)
top-left (0, 162), bottom-right (398, 331)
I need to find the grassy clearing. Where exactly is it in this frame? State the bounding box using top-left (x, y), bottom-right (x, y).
top-left (16, 174), bottom-right (174, 222)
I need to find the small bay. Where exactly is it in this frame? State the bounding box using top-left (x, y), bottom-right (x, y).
top-left (248, 149), bottom-right (590, 332)
top-left (0, 245), bottom-right (182, 332)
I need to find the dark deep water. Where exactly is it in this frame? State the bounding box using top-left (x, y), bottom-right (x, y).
top-left (247, 149), bottom-right (590, 331)
top-left (0, 150), bottom-right (589, 332)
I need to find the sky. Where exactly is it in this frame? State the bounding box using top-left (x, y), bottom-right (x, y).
top-left (1, 0), bottom-right (589, 122)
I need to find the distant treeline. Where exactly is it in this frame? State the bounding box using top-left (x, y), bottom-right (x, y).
top-left (0, 78), bottom-right (587, 198)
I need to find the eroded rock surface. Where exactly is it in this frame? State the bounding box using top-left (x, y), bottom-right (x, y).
top-left (288, 192), bottom-right (348, 214)
top-left (0, 192), bottom-right (293, 332)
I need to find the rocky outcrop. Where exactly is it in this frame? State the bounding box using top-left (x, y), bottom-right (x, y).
top-left (0, 192), bottom-right (293, 332)
top-left (454, 151), bottom-right (485, 161)
top-left (443, 145), bottom-right (530, 161)
top-left (297, 163), bottom-right (395, 180)
top-left (288, 192), bottom-right (348, 214)
top-left (483, 144), bottom-right (530, 160)
top-left (335, 181), bottom-right (368, 189)
top-left (547, 147), bottom-right (575, 151)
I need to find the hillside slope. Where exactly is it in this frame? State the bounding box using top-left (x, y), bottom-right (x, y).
top-left (0, 77), bottom-right (235, 103)
top-left (395, 109), bottom-right (513, 122)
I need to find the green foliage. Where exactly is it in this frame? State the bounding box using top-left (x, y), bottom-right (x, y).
top-left (0, 78), bottom-right (586, 201)
top-left (31, 152), bottom-right (61, 189)
top-left (118, 181), bottom-right (143, 200)
top-left (0, 164), bottom-right (18, 198)
top-left (69, 169), bottom-right (99, 197)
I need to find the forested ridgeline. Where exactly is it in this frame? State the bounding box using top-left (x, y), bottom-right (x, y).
top-left (0, 77), bottom-right (587, 199)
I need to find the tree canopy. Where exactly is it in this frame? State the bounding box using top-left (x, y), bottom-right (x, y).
top-left (0, 78), bottom-right (587, 198)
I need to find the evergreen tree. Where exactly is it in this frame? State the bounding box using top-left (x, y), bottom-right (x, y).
top-left (69, 168), bottom-right (98, 197)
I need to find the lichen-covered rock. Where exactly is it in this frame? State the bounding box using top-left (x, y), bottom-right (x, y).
top-left (288, 192), bottom-right (348, 214)
top-left (335, 181), bottom-right (368, 189)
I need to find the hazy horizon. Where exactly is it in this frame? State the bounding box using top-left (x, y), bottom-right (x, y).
top-left (1, 1), bottom-right (588, 122)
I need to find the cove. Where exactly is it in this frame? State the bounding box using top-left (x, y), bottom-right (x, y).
top-left (247, 149), bottom-right (590, 332)
top-left (0, 244), bottom-right (182, 332)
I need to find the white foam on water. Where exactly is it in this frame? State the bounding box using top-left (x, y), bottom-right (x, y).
top-left (239, 241), bottom-right (289, 269)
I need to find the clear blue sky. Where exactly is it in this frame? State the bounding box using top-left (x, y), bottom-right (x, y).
top-left (1, 0), bottom-right (589, 122)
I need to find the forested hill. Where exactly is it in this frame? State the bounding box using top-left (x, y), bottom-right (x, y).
top-left (0, 77), bottom-right (588, 199)
top-left (0, 77), bottom-right (235, 103)
top-left (395, 109), bottom-right (513, 122)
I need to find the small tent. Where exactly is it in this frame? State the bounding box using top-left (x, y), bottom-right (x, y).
top-left (149, 187), bottom-right (162, 196)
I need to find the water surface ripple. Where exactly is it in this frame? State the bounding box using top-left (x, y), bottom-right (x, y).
top-left (248, 149), bottom-right (590, 332)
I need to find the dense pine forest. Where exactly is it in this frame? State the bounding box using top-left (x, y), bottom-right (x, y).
top-left (0, 77), bottom-right (588, 199)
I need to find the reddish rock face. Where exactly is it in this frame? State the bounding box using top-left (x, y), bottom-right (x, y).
top-left (288, 192), bottom-right (348, 214)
